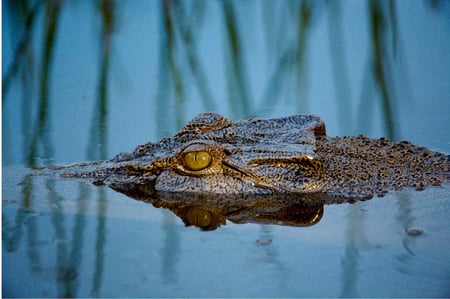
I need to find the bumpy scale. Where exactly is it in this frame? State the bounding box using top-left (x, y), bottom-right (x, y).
top-left (55, 112), bottom-right (450, 199)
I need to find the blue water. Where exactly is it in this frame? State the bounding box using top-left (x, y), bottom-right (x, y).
top-left (2, 1), bottom-right (450, 297)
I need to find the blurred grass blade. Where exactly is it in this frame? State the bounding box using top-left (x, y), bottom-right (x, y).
top-left (259, 47), bottom-right (294, 111)
top-left (259, 0), bottom-right (313, 114)
top-left (156, 0), bottom-right (186, 136)
top-left (166, 0), bottom-right (185, 129)
top-left (222, 0), bottom-right (251, 117)
top-left (172, 1), bottom-right (216, 112)
top-left (369, 0), bottom-right (397, 139)
top-left (294, 0), bottom-right (312, 112)
top-left (327, 1), bottom-right (352, 134)
top-left (388, 0), bottom-right (398, 58)
top-left (27, 0), bottom-right (62, 167)
top-left (155, 0), bottom-right (171, 138)
top-left (2, 1), bottom-right (41, 101)
top-left (87, 0), bottom-right (115, 161)
top-left (357, 59), bottom-right (376, 134)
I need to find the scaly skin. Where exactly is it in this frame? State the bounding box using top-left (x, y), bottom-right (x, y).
top-left (54, 112), bottom-right (450, 199)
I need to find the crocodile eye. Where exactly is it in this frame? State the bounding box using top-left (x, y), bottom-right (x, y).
top-left (183, 151), bottom-right (212, 171)
top-left (186, 208), bottom-right (213, 228)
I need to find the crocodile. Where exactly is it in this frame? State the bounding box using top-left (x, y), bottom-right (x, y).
top-left (54, 112), bottom-right (450, 200)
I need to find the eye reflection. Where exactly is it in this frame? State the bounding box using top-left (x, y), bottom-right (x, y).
top-left (183, 151), bottom-right (212, 171)
top-left (186, 208), bottom-right (213, 228)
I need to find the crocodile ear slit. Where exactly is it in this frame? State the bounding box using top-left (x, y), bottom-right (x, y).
top-left (313, 121), bottom-right (326, 137)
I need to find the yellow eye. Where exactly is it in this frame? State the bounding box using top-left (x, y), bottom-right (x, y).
top-left (186, 208), bottom-right (213, 228)
top-left (183, 151), bottom-right (212, 171)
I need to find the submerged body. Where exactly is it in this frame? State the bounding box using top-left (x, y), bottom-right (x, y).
top-left (54, 112), bottom-right (450, 199)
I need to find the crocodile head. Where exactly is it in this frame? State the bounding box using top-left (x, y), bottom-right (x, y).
top-left (59, 112), bottom-right (327, 195)
top-left (58, 112), bottom-right (449, 199)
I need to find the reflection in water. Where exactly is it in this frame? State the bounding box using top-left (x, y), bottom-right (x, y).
top-left (254, 225), bottom-right (289, 293)
top-left (66, 184), bottom-right (89, 296)
top-left (339, 204), bottom-right (368, 298)
top-left (395, 192), bottom-right (418, 271)
top-left (111, 185), bottom-right (326, 231)
top-left (46, 179), bottom-right (70, 297)
top-left (3, 174), bottom-right (31, 254)
top-left (3, 174), bottom-right (43, 273)
top-left (91, 188), bottom-right (107, 297)
top-left (161, 211), bottom-right (180, 285)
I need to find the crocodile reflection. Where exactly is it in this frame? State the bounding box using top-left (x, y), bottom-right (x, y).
top-left (177, 201), bottom-right (322, 230)
top-left (109, 182), bottom-right (339, 230)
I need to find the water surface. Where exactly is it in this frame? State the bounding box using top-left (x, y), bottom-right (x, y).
top-left (3, 1), bottom-right (450, 297)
